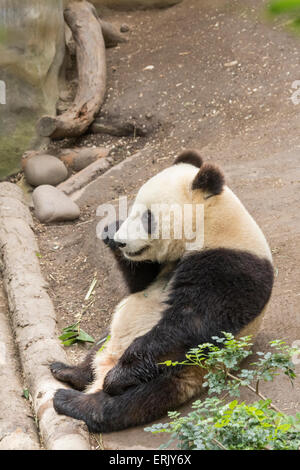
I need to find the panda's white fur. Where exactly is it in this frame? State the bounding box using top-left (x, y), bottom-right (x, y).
top-left (86, 265), bottom-right (173, 393)
top-left (115, 163), bottom-right (271, 262)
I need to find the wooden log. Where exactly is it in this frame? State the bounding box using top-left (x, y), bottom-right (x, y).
top-left (100, 19), bottom-right (128, 48)
top-left (0, 183), bottom-right (91, 450)
top-left (0, 281), bottom-right (40, 450)
top-left (37, 1), bottom-right (106, 140)
top-left (59, 146), bottom-right (111, 171)
top-left (57, 157), bottom-right (110, 196)
top-left (91, 118), bottom-right (148, 137)
top-left (65, 19), bottom-right (127, 55)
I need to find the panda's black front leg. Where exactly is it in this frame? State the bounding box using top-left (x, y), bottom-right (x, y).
top-left (102, 220), bottom-right (160, 293)
top-left (50, 330), bottom-right (109, 391)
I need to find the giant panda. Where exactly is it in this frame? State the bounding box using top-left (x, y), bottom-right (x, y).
top-left (50, 150), bottom-right (274, 433)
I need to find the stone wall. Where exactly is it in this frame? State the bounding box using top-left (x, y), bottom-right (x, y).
top-left (0, 0), bottom-right (65, 178)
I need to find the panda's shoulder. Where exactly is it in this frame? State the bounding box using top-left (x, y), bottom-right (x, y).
top-left (172, 248), bottom-right (274, 292)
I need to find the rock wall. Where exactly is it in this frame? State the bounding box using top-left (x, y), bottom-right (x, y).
top-left (0, 0), bottom-right (65, 179)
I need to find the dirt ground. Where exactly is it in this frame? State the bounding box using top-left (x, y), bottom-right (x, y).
top-left (35, 0), bottom-right (300, 430)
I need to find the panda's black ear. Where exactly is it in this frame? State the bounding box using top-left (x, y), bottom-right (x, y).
top-left (173, 149), bottom-right (203, 168)
top-left (192, 163), bottom-right (225, 198)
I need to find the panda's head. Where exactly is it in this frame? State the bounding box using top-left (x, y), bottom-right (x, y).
top-left (114, 150), bottom-right (225, 263)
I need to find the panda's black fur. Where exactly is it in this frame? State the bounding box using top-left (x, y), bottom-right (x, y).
top-left (51, 151), bottom-right (274, 433)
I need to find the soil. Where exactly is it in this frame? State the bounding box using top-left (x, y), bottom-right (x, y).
top-left (35, 0), bottom-right (300, 421)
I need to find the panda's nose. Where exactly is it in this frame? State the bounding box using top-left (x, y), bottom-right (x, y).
top-left (114, 240), bottom-right (126, 248)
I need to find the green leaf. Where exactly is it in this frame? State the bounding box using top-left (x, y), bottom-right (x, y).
top-left (58, 331), bottom-right (78, 341)
top-left (59, 322), bottom-right (95, 346)
top-left (150, 333), bottom-right (300, 450)
top-left (62, 338), bottom-right (77, 346)
top-left (277, 423), bottom-right (291, 432)
top-left (77, 329), bottom-right (95, 343)
top-left (269, 0), bottom-right (300, 15)
top-left (61, 322), bottom-right (79, 333)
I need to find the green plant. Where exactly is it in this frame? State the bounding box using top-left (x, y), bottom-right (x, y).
top-left (145, 333), bottom-right (300, 450)
top-left (59, 275), bottom-right (98, 346)
top-left (269, 0), bottom-right (300, 14)
top-left (268, 0), bottom-right (300, 31)
top-left (59, 321), bottom-right (95, 347)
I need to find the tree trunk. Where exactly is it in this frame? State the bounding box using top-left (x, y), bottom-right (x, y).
top-left (100, 19), bottom-right (128, 47)
top-left (37, 1), bottom-right (106, 140)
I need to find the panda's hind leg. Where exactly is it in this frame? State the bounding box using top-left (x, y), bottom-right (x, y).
top-left (53, 366), bottom-right (205, 433)
top-left (50, 330), bottom-right (109, 391)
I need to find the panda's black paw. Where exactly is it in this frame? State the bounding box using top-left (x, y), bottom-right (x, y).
top-left (50, 362), bottom-right (75, 386)
top-left (53, 388), bottom-right (105, 433)
top-left (50, 361), bottom-right (69, 377)
top-left (101, 220), bottom-right (124, 251)
top-left (50, 362), bottom-right (92, 391)
top-left (53, 388), bottom-right (82, 416)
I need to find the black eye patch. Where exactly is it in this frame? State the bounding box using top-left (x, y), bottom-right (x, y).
top-left (142, 209), bottom-right (156, 235)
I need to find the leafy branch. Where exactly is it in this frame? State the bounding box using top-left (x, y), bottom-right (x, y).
top-left (59, 274), bottom-right (98, 346)
top-left (268, 0), bottom-right (300, 31)
top-left (146, 333), bottom-right (300, 450)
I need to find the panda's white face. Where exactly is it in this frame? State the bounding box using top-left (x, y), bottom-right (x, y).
top-left (114, 152), bottom-right (272, 263)
top-left (114, 164), bottom-right (200, 262)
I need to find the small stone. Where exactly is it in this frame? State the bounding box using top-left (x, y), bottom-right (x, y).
top-left (120, 24), bottom-right (130, 33)
top-left (21, 150), bottom-right (40, 170)
top-left (32, 185), bottom-right (80, 223)
top-left (224, 60), bottom-right (238, 67)
top-left (24, 154), bottom-right (68, 187)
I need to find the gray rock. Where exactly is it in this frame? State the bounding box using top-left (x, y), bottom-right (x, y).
top-left (120, 24), bottom-right (130, 32)
top-left (32, 185), bottom-right (80, 223)
top-left (25, 155), bottom-right (68, 187)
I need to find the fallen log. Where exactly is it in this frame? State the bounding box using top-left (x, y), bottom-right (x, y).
top-left (58, 146), bottom-right (110, 171)
top-left (0, 183), bottom-right (91, 449)
top-left (57, 156), bottom-right (110, 196)
top-left (37, 1), bottom-right (106, 140)
top-left (91, 118), bottom-right (149, 137)
top-left (0, 281), bottom-right (40, 450)
top-left (100, 19), bottom-right (128, 48)
top-left (65, 19), bottom-right (127, 56)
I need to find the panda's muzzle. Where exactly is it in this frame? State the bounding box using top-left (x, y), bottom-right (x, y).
top-left (114, 240), bottom-right (126, 249)
top-left (123, 245), bottom-right (150, 258)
